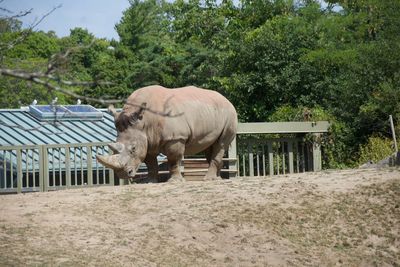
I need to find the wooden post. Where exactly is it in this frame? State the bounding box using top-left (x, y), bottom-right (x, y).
top-left (282, 142), bottom-right (286, 175)
top-left (268, 141), bottom-right (274, 176)
top-left (42, 146), bottom-right (49, 192)
top-left (390, 115), bottom-right (398, 152)
top-left (16, 149), bottom-right (22, 193)
top-left (86, 146), bottom-right (93, 186)
top-left (65, 146), bottom-right (71, 188)
top-left (228, 136), bottom-right (237, 178)
top-left (390, 115), bottom-right (400, 166)
top-left (288, 141), bottom-right (294, 174)
top-left (248, 142), bottom-right (254, 177)
top-left (262, 145), bottom-right (266, 176)
top-left (301, 143), bottom-right (306, 172)
top-left (312, 134), bottom-right (322, 172)
top-left (38, 146), bottom-right (44, 192)
top-left (256, 143), bottom-right (260, 176)
top-left (242, 152), bottom-right (246, 176)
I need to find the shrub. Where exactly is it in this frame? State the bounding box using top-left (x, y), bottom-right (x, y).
top-left (268, 105), bottom-right (353, 169)
top-left (357, 136), bottom-right (395, 165)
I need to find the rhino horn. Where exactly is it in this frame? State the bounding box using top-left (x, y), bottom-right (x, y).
top-left (108, 142), bottom-right (124, 154)
top-left (96, 154), bottom-right (124, 170)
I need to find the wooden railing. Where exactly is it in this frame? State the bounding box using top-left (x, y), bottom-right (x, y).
top-left (1, 121), bottom-right (329, 193)
top-left (0, 142), bottom-right (114, 193)
top-left (236, 138), bottom-right (311, 177)
top-left (228, 121), bottom-right (328, 177)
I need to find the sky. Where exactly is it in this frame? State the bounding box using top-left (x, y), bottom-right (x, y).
top-left (1, 0), bottom-right (131, 40)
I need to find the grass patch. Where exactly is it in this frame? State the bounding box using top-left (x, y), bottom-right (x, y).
top-left (209, 180), bottom-right (400, 266)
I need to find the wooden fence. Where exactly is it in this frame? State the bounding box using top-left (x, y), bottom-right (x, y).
top-left (1, 121), bottom-right (329, 193)
top-left (227, 121), bottom-right (329, 177)
top-left (0, 142), bottom-right (114, 193)
top-left (235, 137), bottom-right (320, 177)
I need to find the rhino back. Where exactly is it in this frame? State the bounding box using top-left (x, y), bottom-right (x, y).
top-left (122, 85), bottom-right (237, 154)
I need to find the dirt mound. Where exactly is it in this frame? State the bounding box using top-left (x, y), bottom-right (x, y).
top-left (1, 168), bottom-right (399, 266)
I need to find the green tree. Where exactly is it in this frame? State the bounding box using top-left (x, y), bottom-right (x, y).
top-left (0, 17), bottom-right (63, 107)
top-left (2, 0), bottom-right (399, 167)
top-left (302, 0), bottom-right (400, 158)
top-left (216, 2), bottom-right (323, 121)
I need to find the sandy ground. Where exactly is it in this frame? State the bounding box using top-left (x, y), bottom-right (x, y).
top-left (0, 168), bottom-right (399, 266)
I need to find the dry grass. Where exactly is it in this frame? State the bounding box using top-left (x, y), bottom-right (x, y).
top-left (0, 168), bottom-right (399, 266)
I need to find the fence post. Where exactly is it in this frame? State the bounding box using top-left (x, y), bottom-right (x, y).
top-left (248, 141), bottom-right (254, 177)
top-left (389, 115), bottom-right (400, 166)
top-left (389, 115), bottom-right (398, 152)
top-left (281, 141), bottom-right (286, 175)
top-left (65, 146), bottom-right (71, 188)
top-left (288, 141), bottom-right (294, 174)
top-left (228, 136), bottom-right (237, 178)
top-left (38, 146), bottom-right (43, 192)
top-left (16, 149), bottom-right (22, 193)
top-left (312, 134), bottom-right (322, 171)
top-left (87, 146), bottom-right (93, 186)
top-left (42, 146), bottom-right (49, 192)
top-left (268, 141), bottom-right (274, 175)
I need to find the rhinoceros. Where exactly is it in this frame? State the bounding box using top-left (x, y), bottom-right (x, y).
top-left (96, 85), bottom-right (237, 182)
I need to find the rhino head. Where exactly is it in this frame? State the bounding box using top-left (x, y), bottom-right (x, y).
top-left (97, 103), bottom-right (148, 179)
top-left (97, 131), bottom-right (148, 178)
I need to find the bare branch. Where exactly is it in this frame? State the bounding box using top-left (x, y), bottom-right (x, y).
top-left (0, 68), bottom-right (124, 104)
top-left (0, 35), bottom-right (121, 106)
top-left (0, 68), bottom-right (183, 117)
top-left (0, 5), bottom-right (61, 55)
top-left (48, 75), bottom-right (114, 87)
top-left (32, 77), bottom-right (122, 104)
top-left (6, 8), bottom-right (33, 19)
top-left (0, 7), bottom-right (12, 14)
top-left (28, 5), bottom-right (61, 30)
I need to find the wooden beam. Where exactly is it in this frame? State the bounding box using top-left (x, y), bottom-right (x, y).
top-left (237, 121), bottom-right (330, 134)
top-left (228, 137), bottom-right (237, 178)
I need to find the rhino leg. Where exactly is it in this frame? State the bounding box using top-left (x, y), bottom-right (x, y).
top-left (204, 144), bottom-right (225, 181)
top-left (167, 158), bottom-right (185, 182)
top-left (164, 140), bottom-right (185, 182)
top-left (144, 155), bottom-right (159, 183)
top-left (205, 147), bottom-right (212, 164)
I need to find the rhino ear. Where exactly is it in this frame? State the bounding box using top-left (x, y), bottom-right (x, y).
top-left (108, 142), bottom-right (125, 154)
top-left (132, 102), bottom-right (147, 121)
top-left (108, 104), bottom-right (120, 120)
top-left (114, 102), bottom-right (147, 132)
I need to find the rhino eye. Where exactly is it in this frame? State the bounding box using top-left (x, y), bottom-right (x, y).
top-left (129, 146), bottom-right (136, 155)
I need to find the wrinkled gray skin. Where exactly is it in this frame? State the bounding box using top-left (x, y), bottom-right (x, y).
top-left (96, 85), bottom-right (237, 182)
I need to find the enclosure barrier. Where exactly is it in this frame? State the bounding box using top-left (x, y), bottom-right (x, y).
top-left (228, 121), bottom-right (328, 177)
top-left (1, 121), bottom-right (329, 193)
top-left (236, 138), bottom-right (311, 177)
top-left (0, 142), bottom-right (114, 194)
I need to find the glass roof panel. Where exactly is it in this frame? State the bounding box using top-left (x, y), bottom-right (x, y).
top-left (29, 105), bottom-right (103, 121)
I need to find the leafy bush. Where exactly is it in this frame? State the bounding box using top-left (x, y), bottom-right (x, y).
top-left (357, 137), bottom-right (395, 165)
top-left (268, 105), bottom-right (353, 169)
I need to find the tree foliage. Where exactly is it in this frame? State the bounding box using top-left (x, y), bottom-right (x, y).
top-left (1, 0), bottom-right (399, 166)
